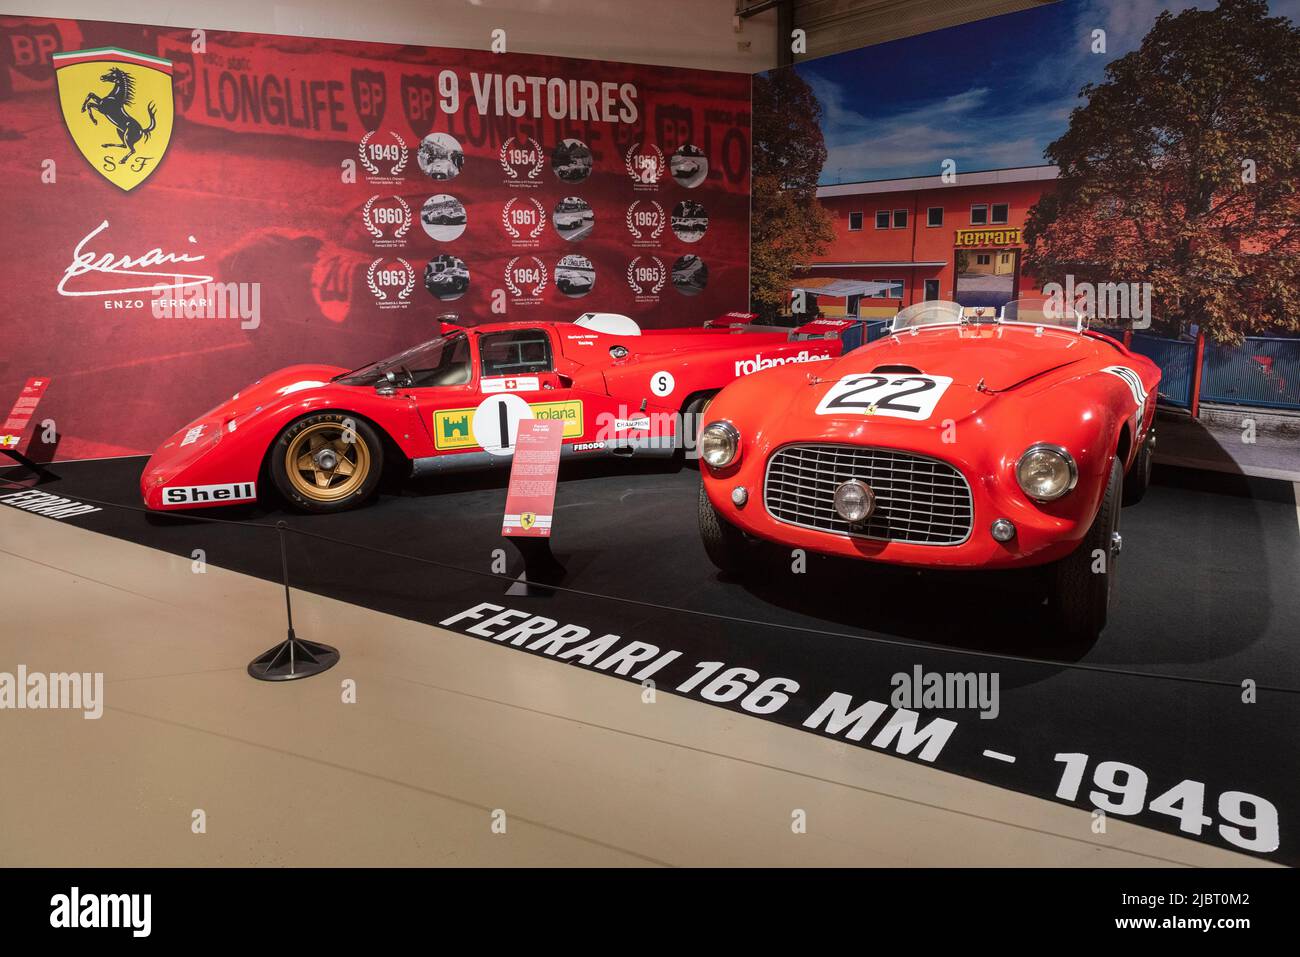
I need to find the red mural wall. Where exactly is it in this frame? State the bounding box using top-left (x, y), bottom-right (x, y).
top-left (0, 16), bottom-right (752, 460)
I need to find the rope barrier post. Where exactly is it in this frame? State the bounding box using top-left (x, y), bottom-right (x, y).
top-left (247, 521), bottom-right (339, 681)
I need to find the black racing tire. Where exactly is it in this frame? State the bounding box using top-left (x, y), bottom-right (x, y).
top-left (681, 391), bottom-right (718, 468)
top-left (1122, 429), bottom-right (1154, 506)
top-left (1048, 456), bottom-right (1123, 643)
top-left (698, 480), bottom-right (749, 576)
top-left (269, 412), bottom-right (385, 514)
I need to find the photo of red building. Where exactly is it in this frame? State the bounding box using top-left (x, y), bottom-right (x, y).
top-left (797, 165), bottom-right (1057, 318)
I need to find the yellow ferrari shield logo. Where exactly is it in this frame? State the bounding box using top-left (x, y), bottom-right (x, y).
top-left (53, 48), bottom-right (174, 191)
top-left (520, 512), bottom-right (537, 530)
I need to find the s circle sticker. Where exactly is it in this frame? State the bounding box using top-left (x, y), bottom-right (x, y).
top-left (650, 371), bottom-right (675, 397)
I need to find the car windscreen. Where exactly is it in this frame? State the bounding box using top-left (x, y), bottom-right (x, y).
top-left (334, 331), bottom-right (472, 388)
top-left (890, 300), bottom-right (965, 333)
top-left (1000, 298), bottom-right (1083, 331)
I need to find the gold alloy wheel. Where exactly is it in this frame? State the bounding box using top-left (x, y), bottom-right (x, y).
top-left (284, 422), bottom-right (371, 503)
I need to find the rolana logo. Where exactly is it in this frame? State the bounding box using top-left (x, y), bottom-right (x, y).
top-left (53, 47), bottom-right (174, 191)
top-left (505, 256), bottom-right (548, 303)
top-left (362, 195), bottom-right (412, 247)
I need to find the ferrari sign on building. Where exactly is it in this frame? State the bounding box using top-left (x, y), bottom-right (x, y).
top-left (954, 227), bottom-right (1021, 247)
top-left (53, 47), bottom-right (173, 190)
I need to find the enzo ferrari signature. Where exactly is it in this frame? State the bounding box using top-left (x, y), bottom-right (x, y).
top-left (57, 219), bottom-right (213, 297)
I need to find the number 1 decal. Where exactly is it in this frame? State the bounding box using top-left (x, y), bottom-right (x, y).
top-left (815, 374), bottom-right (953, 420)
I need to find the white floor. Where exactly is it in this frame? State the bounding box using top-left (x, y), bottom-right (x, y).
top-left (0, 505), bottom-right (1271, 867)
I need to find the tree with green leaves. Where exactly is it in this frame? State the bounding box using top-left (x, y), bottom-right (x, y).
top-left (1023, 0), bottom-right (1300, 343)
top-left (750, 68), bottom-right (835, 316)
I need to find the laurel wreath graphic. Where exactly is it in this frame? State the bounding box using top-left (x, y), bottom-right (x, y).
top-left (624, 142), bottom-right (665, 185)
top-left (390, 132), bottom-right (409, 175)
top-left (649, 255), bottom-right (666, 293)
top-left (499, 136), bottom-right (545, 180)
top-left (396, 258), bottom-right (415, 299)
top-left (627, 256), bottom-right (664, 295)
top-left (362, 195), bottom-right (413, 241)
top-left (505, 256), bottom-right (548, 298)
top-left (357, 131), bottom-right (409, 178)
top-left (363, 195), bottom-right (383, 239)
top-left (359, 132), bottom-right (379, 176)
top-left (367, 258), bottom-right (415, 302)
top-left (626, 200), bottom-right (666, 240)
top-left (501, 197), bottom-right (547, 239)
top-left (394, 197), bottom-right (412, 238)
top-left (367, 257), bottom-right (386, 300)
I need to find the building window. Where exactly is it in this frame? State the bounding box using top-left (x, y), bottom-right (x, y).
top-left (892, 209), bottom-right (908, 229)
top-left (871, 280), bottom-right (904, 299)
top-left (970, 204), bottom-right (988, 225)
top-left (848, 211), bottom-right (863, 231)
top-left (875, 210), bottom-right (891, 229)
top-left (991, 203), bottom-right (1009, 225)
top-left (1000, 253), bottom-right (1011, 265)
top-left (923, 279), bottom-right (940, 300)
top-left (976, 254), bottom-right (991, 266)
top-left (927, 207), bottom-right (943, 227)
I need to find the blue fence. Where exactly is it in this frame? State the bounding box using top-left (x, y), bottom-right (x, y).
top-left (1128, 333), bottom-right (1196, 409)
top-left (1201, 337), bottom-right (1300, 411)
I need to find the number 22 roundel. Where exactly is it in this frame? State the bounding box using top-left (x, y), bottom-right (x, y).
top-left (814, 374), bottom-right (953, 420)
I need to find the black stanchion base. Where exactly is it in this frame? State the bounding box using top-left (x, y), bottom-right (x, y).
top-left (505, 536), bottom-right (566, 597)
top-left (247, 629), bottom-right (340, 681)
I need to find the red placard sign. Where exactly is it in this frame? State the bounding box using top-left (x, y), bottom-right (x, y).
top-left (0, 376), bottom-right (51, 452)
top-left (502, 419), bottom-right (564, 537)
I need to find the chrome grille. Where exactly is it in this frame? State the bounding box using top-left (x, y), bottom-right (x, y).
top-left (764, 444), bottom-right (973, 545)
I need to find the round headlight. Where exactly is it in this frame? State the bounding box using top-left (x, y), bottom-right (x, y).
top-left (1015, 444), bottom-right (1077, 501)
top-left (833, 480), bottom-right (875, 522)
top-left (699, 421), bottom-right (740, 469)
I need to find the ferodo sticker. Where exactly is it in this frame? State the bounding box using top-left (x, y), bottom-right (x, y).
top-left (815, 374), bottom-right (953, 421)
top-left (435, 399), bottom-right (583, 451)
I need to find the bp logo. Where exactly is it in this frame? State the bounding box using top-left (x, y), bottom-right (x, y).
top-left (505, 256), bottom-right (548, 304)
top-left (624, 142), bottom-right (664, 188)
top-left (53, 47), bottom-right (174, 191)
top-left (367, 257), bottom-right (416, 309)
top-left (626, 200), bottom-right (666, 245)
top-left (627, 255), bottom-right (667, 299)
top-left (499, 135), bottom-right (545, 183)
top-left (358, 130), bottom-right (409, 183)
top-left (362, 195), bottom-right (412, 247)
top-left (501, 197), bottom-right (547, 244)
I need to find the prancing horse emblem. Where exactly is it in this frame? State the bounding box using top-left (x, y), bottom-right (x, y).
top-left (82, 67), bottom-right (157, 161)
top-left (54, 48), bottom-right (175, 191)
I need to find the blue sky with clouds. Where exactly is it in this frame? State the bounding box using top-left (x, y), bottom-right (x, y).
top-left (796, 0), bottom-right (1300, 184)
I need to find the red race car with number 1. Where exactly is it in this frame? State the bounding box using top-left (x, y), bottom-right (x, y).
top-left (697, 299), bottom-right (1160, 641)
top-left (142, 311), bottom-right (858, 514)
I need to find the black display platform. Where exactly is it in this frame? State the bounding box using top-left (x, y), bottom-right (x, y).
top-left (3, 455), bottom-right (1297, 864)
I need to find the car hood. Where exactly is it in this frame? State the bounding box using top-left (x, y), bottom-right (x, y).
top-left (835, 324), bottom-right (1094, 391)
top-left (199, 364), bottom-right (349, 422)
top-left (757, 326), bottom-right (1101, 428)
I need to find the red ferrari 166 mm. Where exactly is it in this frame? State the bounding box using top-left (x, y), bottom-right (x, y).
top-left (698, 300), bottom-right (1160, 640)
